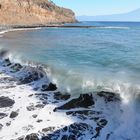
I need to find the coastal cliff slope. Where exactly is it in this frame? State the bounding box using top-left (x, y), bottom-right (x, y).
top-left (0, 0), bottom-right (76, 26)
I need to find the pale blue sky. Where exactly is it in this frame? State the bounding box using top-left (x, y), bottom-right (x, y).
top-left (52, 0), bottom-right (140, 16)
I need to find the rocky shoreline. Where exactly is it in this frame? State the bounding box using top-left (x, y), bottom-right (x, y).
top-left (12, 25), bottom-right (98, 29)
top-left (0, 24), bottom-right (98, 32)
top-left (0, 55), bottom-right (130, 140)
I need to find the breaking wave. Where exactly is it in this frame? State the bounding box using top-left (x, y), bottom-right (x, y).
top-left (0, 22), bottom-right (140, 140)
top-left (96, 26), bottom-right (130, 29)
top-left (0, 50), bottom-right (140, 140)
top-left (0, 27), bottom-right (41, 37)
top-left (0, 50), bottom-right (140, 104)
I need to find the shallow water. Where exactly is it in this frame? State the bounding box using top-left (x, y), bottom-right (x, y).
top-left (0, 22), bottom-right (140, 95)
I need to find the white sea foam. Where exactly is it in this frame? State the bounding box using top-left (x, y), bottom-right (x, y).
top-left (0, 59), bottom-right (73, 140)
top-left (97, 26), bottom-right (130, 29)
top-left (2, 52), bottom-right (140, 102)
top-left (0, 27), bottom-right (42, 37)
top-left (0, 78), bottom-right (73, 140)
top-left (0, 57), bottom-right (140, 140)
top-left (46, 64), bottom-right (140, 102)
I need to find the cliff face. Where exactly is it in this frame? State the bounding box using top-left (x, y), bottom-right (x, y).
top-left (0, 0), bottom-right (76, 26)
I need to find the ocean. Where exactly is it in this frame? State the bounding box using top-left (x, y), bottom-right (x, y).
top-left (1, 22), bottom-right (140, 96)
top-left (0, 21), bottom-right (140, 140)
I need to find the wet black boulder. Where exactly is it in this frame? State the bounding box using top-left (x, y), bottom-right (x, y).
top-left (0, 96), bottom-right (15, 108)
top-left (41, 83), bottom-right (57, 91)
top-left (41, 123), bottom-right (92, 140)
top-left (3, 58), bottom-right (11, 66)
top-left (53, 92), bottom-right (70, 100)
top-left (10, 63), bottom-right (23, 72)
top-left (25, 133), bottom-right (39, 140)
top-left (9, 111), bottom-right (18, 118)
top-left (97, 91), bottom-right (121, 103)
top-left (0, 113), bottom-right (7, 119)
top-left (54, 94), bottom-right (94, 111)
top-left (19, 71), bottom-right (41, 84)
top-left (0, 124), bottom-right (3, 130)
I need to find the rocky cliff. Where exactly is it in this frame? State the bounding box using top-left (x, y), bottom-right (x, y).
top-left (0, 0), bottom-right (76, 26)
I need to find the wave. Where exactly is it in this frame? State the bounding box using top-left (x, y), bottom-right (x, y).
top-left (0, 50), bottom-right (140, 105)
top-left (1, 50), bottom-right (140, 140)
top-left (97, 26), bottom-right (130, 29)
top-left (0, 27), bottom-right (42, 37)
top-left (50, 67), bottom-right (140, 103)
top-left (0, 30), bottom-right (8, 37)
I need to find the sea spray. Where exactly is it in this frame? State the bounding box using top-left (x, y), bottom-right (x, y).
top-left (0, 21), bottom-right (140, 139)
top-left (0, 51), bottom-right (140, 139)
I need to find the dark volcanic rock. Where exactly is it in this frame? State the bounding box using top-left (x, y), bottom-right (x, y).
top-left (42, 127), bottom-right (55, 133)
top-left (97, 91), bottom-right (121, 103)
top-left (92, 119), bottom-right (108, 138)
top-left (66, 110), bottom-right (102, 120)
top-left (28, 94), bottom-right (33, 97)
top-left (61, 135), bottom-right (68, 140)
top-left (36, 119), bottom-right (43, 123)
top-left (106, 132), bottom-right (113, 140)
top-left (17, 136), bottom-right (24, 140)
top-left (0, 124), bottom-right (3, 130)
top-left (35, 104), bottom-right (45, 108)
top-left (10, 111), bottom-right (18, 118)
top-left (97, 119), bottom-right (108, 128)
top-left (1, 85), bottom-right (16, 89)
top-left (0, 77), bottom-right (16, 84)
top-left (35, 93), bottom-right (48, 105)
top-left (25, 133), bottom-right (39, 140)
top-left (0, 96), bottom-right (15, 108)
top-left (54, 94), bottom-right (94, 111)
top-left (19, 68), bottom-right (44, 84)
top-left (41, 84), bottom-right (48, 91)
top-left (61, 134), bottom-right (76, 140)
top-left (93, 127), bottom-right (102, 138)
top-left (0, 113), bottom-right (7, 119)
top-left (22, 125), bottom-right (34, 132)
top-left (26, 104), bottom-right (35, 111)
top-left (6, 121), bottom-right (11, 126)
top-left (32, 114), bottom-right (38, 118)
top-left (66, 110), bottom-right (101, 116)
top-left (19, 72), bottom-right (39, 84)
top-left (42, 123), bottom-right (93, 140)
top-left (41, 83), bottom-right (57, 91)
top-left (0, 50), bottom-right (8, 58)
top-left (10, 63), bottom-right (23, 72)
top-left (35, 93), bottom-right (48, 100)
top-left (26, 103), bottom-right (44, 111)
top-left (3, 58), bottom-right (11, 66)
top-left (53, 92), bottom-right (70, 100)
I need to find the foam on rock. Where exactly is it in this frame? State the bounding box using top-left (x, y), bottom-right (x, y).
top-left (54, 94), bottom-right (94, 111)
top-left (0, 57), bottom-right (139, 140)
top-left (0, 96), bottom-right (15, 108)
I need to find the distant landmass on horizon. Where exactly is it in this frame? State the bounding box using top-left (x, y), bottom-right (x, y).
top-left (77, 8), bottom-right (140, 21)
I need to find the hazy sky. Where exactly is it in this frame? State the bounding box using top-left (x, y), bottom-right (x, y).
top-left (52, 0), bottom-right (140, 16)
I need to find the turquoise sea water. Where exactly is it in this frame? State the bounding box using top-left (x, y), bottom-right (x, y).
top-left (1, 22), bottom-right (140, 94)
